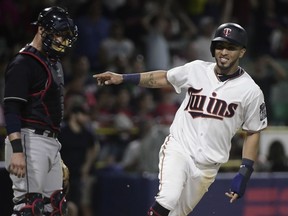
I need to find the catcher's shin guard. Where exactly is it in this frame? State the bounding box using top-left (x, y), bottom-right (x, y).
top-left (13, 193), bottom-right (44, 216)
top-left (44, 190), bottom-right (68, 216)
top-left (147, 202), bottom-right (170, 216)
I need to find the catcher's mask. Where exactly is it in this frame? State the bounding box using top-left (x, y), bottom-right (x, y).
top-left (31, 6), bottom-right (78, 60)
top-left (210, 23), bottom-right (247, 57)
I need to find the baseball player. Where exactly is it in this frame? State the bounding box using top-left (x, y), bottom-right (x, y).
top-left (94, 23), bottom-right (268, 216)
top-left (3, 6), bottom-right (77, 216)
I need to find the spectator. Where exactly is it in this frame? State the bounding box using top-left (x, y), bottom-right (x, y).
top-left (0, 0), bottom-right (22, 46)
top-left (144, 13), bottom-right (171, 70)
top-left (186, 16), bottom-right (216, 62)
top-left (115, 0), bottom-right (147, 48)
top-left (267, 140), bottom-right (288, 172)
top-left (119, 119), bottom-right (169, 174)
top-left (73, 0), bottom-right (111, 71)
top-left (91, 88), bottom-right (117, 132)
top-left (117, 119), bottom-right (150, 173)
top-left (250, 0), bottom-right (280, 56)
top-left (64, 55), bottom-right (97, 110)
top-left (251, 54), bottom-right (287, 124)
top-left (111, 88), bottom-right (135, 162)
top-left (154, 89), bottom-right (178, 125)
top-left (58, 102), bottom-right (100, 216)
top-left (99, 20), bottom-right (135, 70)
top-left (270, 18), bottom-right (288, 58)
top-left (132, 90), bottom-right (155, 124)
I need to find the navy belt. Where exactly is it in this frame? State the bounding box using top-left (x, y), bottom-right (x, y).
top-left (33, 129), bottom-right (58, 138)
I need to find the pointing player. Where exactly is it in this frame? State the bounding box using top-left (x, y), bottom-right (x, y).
top-left (4, 6), bottom-right (77, 215)
top-left (93, 23), bottom-right (267, 216)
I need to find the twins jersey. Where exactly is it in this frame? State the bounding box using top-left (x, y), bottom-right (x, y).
top-left (167, 60), bottom-right (268, 164)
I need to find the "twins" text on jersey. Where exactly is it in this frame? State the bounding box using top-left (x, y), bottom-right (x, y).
top-left (184, 87), bottom-right (238, 120)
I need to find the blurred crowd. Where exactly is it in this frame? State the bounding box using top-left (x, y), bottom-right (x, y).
top-left (1, 0), bottom-right (288, 215)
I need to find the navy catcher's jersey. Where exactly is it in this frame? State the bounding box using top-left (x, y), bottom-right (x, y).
top-left (4, 45), bottom-right (64, 132)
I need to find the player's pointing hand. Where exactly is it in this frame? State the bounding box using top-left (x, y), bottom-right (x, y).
top-left (93, 72), bottom-right (123, 86)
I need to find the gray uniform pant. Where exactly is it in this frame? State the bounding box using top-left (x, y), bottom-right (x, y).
top-left (5, 128), bottom-right (63, 212)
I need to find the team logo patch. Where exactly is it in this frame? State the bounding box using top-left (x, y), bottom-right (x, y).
top-left (260, 103), bottom-right (267, 121)
top-left (223, 28), bottom-right (232, 37)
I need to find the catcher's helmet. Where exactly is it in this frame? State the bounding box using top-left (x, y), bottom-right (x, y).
top-left (32, 6), bottom-right (78, 60)
top-left (210, 23), bottom-right (247, 57)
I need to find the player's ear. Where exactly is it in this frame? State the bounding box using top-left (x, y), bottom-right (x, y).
top-left (38, 26), bottom-right (45, 34)
top-left (239, 48), bottom-right (246, 58)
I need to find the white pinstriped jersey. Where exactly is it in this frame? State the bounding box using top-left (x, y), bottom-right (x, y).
top-left (167, 60), bottom-right (268, 164)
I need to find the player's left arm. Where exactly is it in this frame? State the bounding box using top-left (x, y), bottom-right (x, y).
top-left (242, 131), bottom-right (260, 161)
top-left (225, 131), bottom-right (260, 203)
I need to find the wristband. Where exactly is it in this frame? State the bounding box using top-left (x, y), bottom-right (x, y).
top-left (11, 139), bottom-right (23, 153)
top-left (122, 74), bottom-right (140, 85)
top-left (241, 158), bottom-right (254, 167)
top-left (230, 158), bottom-right (254, 198)
top-left (239, 158), bottom-right (254, 178)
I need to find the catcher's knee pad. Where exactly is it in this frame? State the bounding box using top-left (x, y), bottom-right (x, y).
top-left (46, 190), bottom-right (68, 216)
top-left (13, 193), bottom-right (44, 216)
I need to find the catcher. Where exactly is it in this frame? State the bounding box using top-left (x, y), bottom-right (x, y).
top-left (4, 6), bottom-right (77, 215)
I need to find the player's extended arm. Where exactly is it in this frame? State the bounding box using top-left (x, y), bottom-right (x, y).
top-left (93, 70), bottom-right (172, 88)
top-left (225, 132), bottom-right (260, 203)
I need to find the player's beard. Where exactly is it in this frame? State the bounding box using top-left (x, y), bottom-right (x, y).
top-left (216, 57), bottom-right (239, 75)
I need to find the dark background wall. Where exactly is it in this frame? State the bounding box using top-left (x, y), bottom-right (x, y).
top-left (1, 168), bottom-right (287, 216)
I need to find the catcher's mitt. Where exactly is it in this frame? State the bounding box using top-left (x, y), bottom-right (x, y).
top-left (61, 160), bottom-right (70, 194)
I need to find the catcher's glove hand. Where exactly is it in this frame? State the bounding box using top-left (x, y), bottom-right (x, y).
top-left (61, 160), bottom-right (70, 194)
